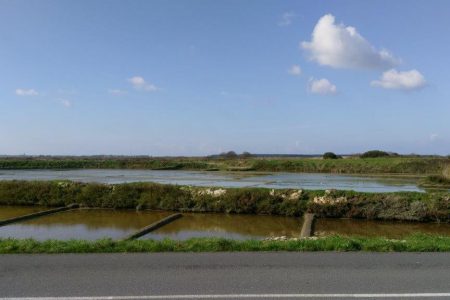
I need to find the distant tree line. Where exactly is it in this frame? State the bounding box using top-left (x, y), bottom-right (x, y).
top-left (322, 150), bottom-right (401, 159)
top-left (209, 151), bottom-right (254, 159)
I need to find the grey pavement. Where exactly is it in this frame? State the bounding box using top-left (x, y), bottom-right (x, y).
top-left (0, 252), bottom-right (449, 299)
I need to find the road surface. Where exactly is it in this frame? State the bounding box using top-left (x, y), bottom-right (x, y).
top-left (0, 252), bottom-right (449, 299)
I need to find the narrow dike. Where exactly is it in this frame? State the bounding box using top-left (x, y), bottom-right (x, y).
top-left (124, 213), bottom-right (183, 240)
top-left (0, 203), bottom-right (79, 227)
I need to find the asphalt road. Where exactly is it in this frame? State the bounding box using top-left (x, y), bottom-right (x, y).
top-left (0, 252), bottom-right (449, 299)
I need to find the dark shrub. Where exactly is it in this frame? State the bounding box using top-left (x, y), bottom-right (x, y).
top-left (360, 150), bottom-right (390, 158)
top-left (220, 151), bottom-right (238, 159)
top-left (323, 152), bottom-right (340, 159)
top-left (240, 152), bottom-right (253, 158)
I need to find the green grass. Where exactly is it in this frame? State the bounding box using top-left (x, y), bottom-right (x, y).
top-left (0, 156), bottom-right (449, 174)
top-left (420, 175), bottom-right (450, 188)
top-left (0, 234), bottom-right (449, 253)
top-left (0, 181), bottom-right (448, 222)
top-left (249, 157), bottom-right (449, 174)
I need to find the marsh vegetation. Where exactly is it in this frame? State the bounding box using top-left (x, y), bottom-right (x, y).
top-left (0, 155), bottom-right (449, 175)
top-left (0, 181), bottom-right (448, 222)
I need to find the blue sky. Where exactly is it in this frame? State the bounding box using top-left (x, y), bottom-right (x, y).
top-left (1, 0), bottom-right (449, 155)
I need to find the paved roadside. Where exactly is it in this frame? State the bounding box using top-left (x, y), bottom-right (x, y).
top-left (0, 252), bottom-right (449, 299)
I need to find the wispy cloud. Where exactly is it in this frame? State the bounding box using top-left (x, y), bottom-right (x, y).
top-left (278, 12), bottom-right (295, 26)
top-left (59, 99), bottom-right (72, 108)
top-left (430, 133), bottom-right (439, 142)
top-left (15, 88), bottom-right (38, 96)
top-left (302, 14), bottom-right (399, 69)
top-left (128, 76), bottom-right (159, 91)
top-left (371, 69), bottom-right (426, 91)
top-left (288, 65), bottom-right (302, 76)
top-left (108, 89), bottom-right (127, 95)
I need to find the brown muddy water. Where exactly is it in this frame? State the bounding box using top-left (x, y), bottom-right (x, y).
top-left (0, 208), bottom-right (171, 240)
top-left (0, 206), bottom-right (449, 240)
top-left (142, 213), bottom-right (304, 240)
top-left (0, 206), bottom-right (45, 220)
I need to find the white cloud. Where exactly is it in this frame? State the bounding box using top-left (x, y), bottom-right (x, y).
top-left (278, 12), bottom-right (295, 26)
top-left (128, 76), bottom-right (158, 91)
top-left (59, 99), bottom-right (72, 108)
top-left (301, 14), bottom-right (399, 69)
top-left (371, 69), bottom-right (426, 91)
top-left (430, 133), bottom-right (439, 142)
top-left (308, 78), bottom-right (337, 95)
top-left (108, 89), bottom-right (127, 95)
top-left (288, 65), bottom-right (302, 76)
top-left (15, 88), bottom-right (38, 96)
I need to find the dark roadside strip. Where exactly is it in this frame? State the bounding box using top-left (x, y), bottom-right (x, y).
top-left (124, 213), bottom-right (183, 240)
top-left (0, 203), bottom-right (79, 227)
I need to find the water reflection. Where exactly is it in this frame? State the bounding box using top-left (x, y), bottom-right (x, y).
top-left (143, 213), bottom-right (303, 240)
top-left (315, 218), bottom-right (450, 238)
top-left (1, 207), bottom-right (448, 241)
top-left (0, 169), bottom-right (425, 192)
top-left (0, 209), bottom-right (171, 240)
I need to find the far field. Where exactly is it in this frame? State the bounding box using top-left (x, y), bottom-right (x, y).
top-left (0, 155), bottom-right (449, 175)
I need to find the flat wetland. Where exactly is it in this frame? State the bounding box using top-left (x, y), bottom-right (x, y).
top-left (0, 169), bottom-right (428, 193)
top-left (0, 156), bottom-right (449, 246)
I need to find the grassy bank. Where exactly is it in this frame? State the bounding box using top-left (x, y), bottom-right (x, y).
top-left (0, 156), bottom-right (449, 174)
top-left (0, 181), bottom-right (448, 222)
top-left (0, 235), bottom-right (449, 253)
top-left (420, 175), bottom-right (450, 188)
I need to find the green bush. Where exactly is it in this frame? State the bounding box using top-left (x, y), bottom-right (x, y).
top-left (307, 191), bottom-right (449, 222)
top-left (360, 150), bottom-right (391, 158)
top-left (323, 152), bottom-right (340, 159)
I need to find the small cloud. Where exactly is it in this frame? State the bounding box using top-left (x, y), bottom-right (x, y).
top-left (108, 89), bottom-right (127, 95)
top-left (278, 12), bottom-right (295, 26)
top-left (59, 99), bottom-right (72, 108)
top-left (308, 78), bottom-right (337, 95)
top-left (430, 133), bottom-right (439, 142)
top-left (371, 69), bottom-right (426, 91)
top-left (288, 64), bottom-right (302, 76)
top-left (301, 14), bottom-right (399, 69)
top-left (16, 88), bottom-right (38, 96)
top-left (128, 76), bottom-right (159, 91)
